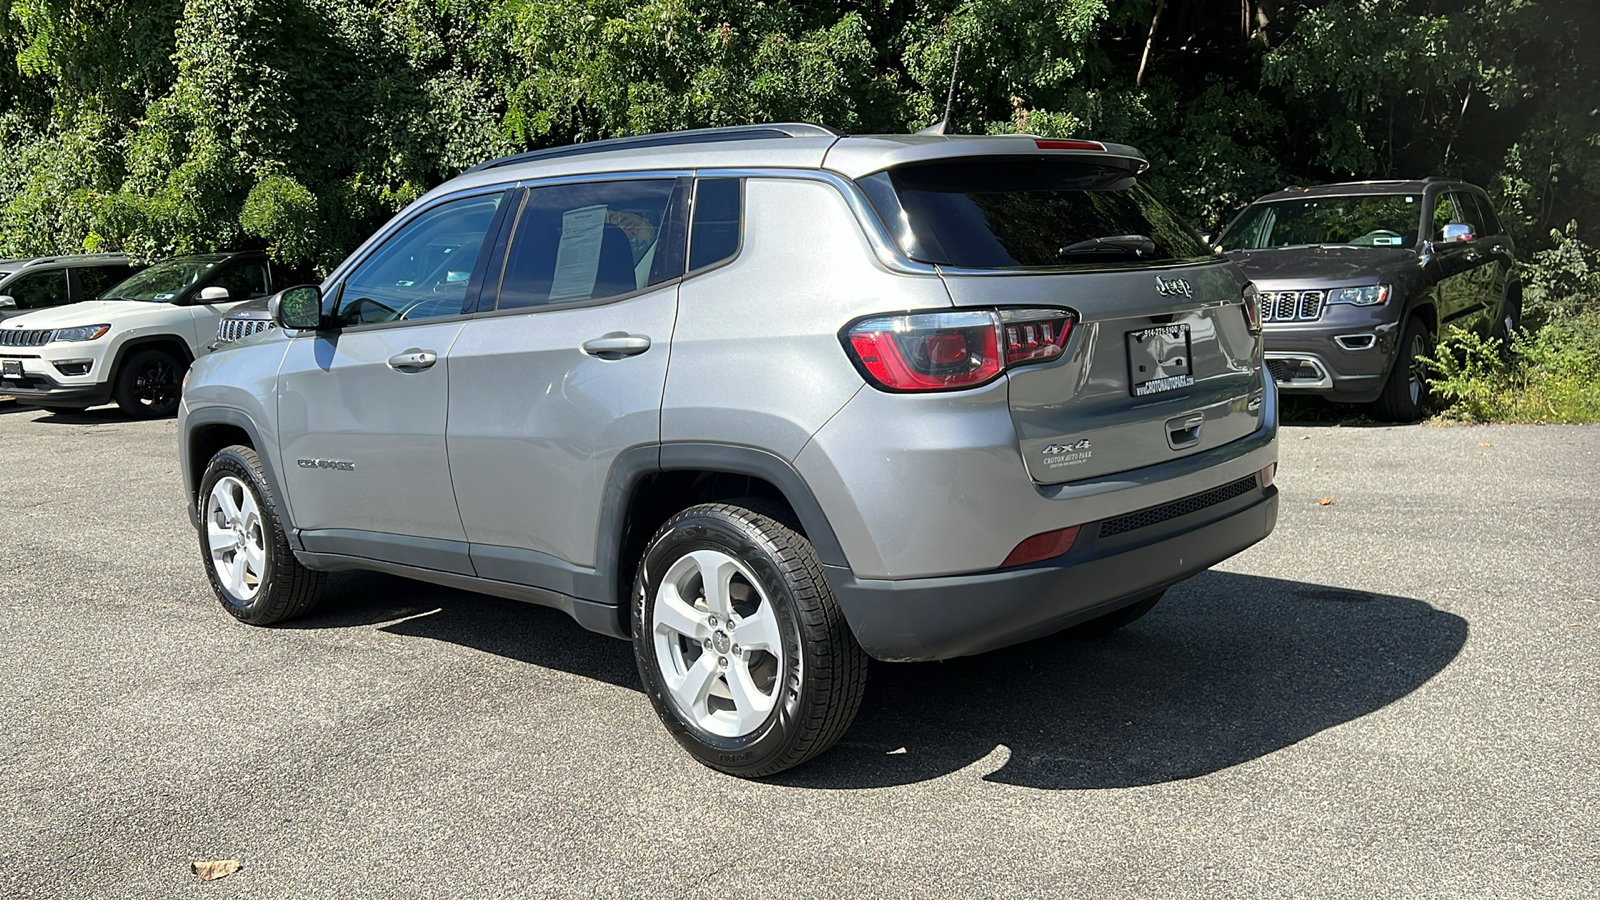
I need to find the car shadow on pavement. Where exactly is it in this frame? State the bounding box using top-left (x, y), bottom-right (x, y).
top-left (287, 568), bottom-right (1466, 791)
top-left (23, 406), bottom-right (127, 424)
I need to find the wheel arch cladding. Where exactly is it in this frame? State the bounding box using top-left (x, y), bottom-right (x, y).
top-left (608, 443), bottom-right (851, 635)
top-left (183, 410), bottom-right (293, 535)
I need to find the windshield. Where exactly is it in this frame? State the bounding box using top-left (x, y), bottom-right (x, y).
top-left (99, 258), bottom-right (220, 302)
top-left (1221, 194), bottom-right (1423, 251)
top-left (858, 159), bottom-right (1210, 269)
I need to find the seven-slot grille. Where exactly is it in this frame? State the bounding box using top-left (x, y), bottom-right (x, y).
top-left (216, 318), bottom-right (276, 343)
top-left (1259, 290), bottom-right (1325, 323)
top-left (0, 328), bottom-right (51, 347)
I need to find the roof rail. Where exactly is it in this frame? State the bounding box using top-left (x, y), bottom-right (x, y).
top-left (465, 123), bottom-right (842, 175)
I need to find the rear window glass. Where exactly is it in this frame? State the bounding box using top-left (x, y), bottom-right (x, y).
top-left (858, 160), bottom-right (1209, 269)
top-left (1221, 195), bottom-right (1423, 250)
top-left (688, 178), bottom-right (742, 271)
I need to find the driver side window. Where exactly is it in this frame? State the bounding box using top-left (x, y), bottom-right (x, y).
top-left (334, 192), bottom-right (504, 327)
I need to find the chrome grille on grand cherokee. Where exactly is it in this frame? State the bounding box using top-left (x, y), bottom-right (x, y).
top-left (0, 328), bottom-right (52, 347)
top-left (216, 318), bottom-right (276, 343)
top-left (1260, 290), bottom-right (1325, 323)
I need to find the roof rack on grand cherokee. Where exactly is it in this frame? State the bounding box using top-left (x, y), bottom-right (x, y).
top-left (464, 122), bottom-right (843, 174)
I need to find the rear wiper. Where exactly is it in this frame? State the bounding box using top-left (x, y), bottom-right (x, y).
top-left (1058, 235), bottom-right (1157, 258)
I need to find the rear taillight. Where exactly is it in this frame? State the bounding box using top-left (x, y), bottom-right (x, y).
top-left (1241, 283), bottom-right (1262, 336)
top-left (842, 308), bottom-right (1076, 392)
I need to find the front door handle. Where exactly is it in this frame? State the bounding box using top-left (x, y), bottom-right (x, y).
top-left (581, 334), bottom-right (651, 359)
top-left (387, 349), bottom-right (437, 370)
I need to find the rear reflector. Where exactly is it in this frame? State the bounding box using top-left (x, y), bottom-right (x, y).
top-left (1034, 139), bottom-right (1107, 152)
top-left (1001, 525), bottom-right (1081, 568)
top-left (843, 307), bottom-right (1076, 393)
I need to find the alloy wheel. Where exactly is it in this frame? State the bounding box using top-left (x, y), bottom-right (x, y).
top-left (651, 549), bottom-right (791, 738)
top-left (205, 475), bottom-right (266, 601)
top-left (1407, 332), bottom-right (1429, 407)
top-left (133, 358), bottom-right (177, 409)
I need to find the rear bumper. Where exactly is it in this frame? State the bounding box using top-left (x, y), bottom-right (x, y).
top-left (826, 479), bottom-right (1278, 662)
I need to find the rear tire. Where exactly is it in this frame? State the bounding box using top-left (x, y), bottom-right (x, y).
top-left (198, 445), bottom-right (325, 625)
top-left (632, 500), bottom-right (868, 777)
top-left (114, 348), bottom-right (185, 418)
top-left (1071, 589), bottom-right (1165, 637)
top-left (1371, 316), bottom-right (1431, 423)
top-left (1491, 283), bottom-right (1522, 361)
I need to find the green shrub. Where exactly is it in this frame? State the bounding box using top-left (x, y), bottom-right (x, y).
top-left (1523, 221), bottom-right (1600, 322)
top-left (1426, 313), bottom-right (1600, 423)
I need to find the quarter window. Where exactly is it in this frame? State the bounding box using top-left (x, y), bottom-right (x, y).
top-left (688, 178), bottom-right (743, 271)
top-left (495, 179), bottom-right (685, 310)
top-left (334, 192), bottom-right (504, 326)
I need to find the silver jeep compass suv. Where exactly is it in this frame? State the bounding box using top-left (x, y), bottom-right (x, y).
top-left (179, 124), bottom-right (1279, 777)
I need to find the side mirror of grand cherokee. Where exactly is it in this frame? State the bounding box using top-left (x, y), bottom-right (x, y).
top-left (269, 284), bottom-right (324, 330)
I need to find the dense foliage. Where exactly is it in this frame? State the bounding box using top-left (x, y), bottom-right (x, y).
top-left (0, 0), bottom-right (1595, 275)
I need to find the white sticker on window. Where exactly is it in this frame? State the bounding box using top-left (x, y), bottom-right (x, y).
top-left (548, 204), bottom-right (608, 303)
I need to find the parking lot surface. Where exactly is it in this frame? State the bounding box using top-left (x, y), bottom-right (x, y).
top-left (1, 401), bottom-right (1596, 898)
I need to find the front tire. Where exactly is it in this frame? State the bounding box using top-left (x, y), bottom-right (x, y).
top-left (198, 445), bottom-right (325, 625)
top-left (114, 348), bottom-right (185, 418)
top-left (1371, 315), bottom-right (1432, 423)
top-left (632, 501), bottom-right (868, 777)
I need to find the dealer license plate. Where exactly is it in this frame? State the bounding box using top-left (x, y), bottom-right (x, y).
top-left (1127, 324), bottom-right (1194, 397)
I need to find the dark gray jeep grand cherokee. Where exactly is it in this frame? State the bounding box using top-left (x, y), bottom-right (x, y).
top-left (1219, 179), bottom-right (1520, 421)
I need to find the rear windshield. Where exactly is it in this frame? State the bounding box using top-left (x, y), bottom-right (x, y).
top-left (858, 160), bottom-right (1210, 269)
top-left (1221, 194), bottom-right (1423, 251)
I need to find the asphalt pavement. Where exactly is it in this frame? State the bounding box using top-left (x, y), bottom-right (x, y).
top-left (1, 400), bottom-right (1595, 898)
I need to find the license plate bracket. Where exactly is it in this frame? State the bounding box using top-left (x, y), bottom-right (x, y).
top-left (1, 359), bottom-right (21, 378)
top-left (1127, 324), bottom-right (1194, 397)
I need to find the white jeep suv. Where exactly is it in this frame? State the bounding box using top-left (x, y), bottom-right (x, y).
top-left (0, 251), bottom-right (294, 417)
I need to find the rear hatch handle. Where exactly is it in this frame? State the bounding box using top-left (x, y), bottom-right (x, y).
top-left (1166, 414), bottom-right (1205, 450)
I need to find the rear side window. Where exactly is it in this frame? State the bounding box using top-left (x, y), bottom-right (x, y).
top-left (688, 178), bottom-right (742, 271)
top-left (859, 160), bottom-right (1209, 268)
top-left (75, 265), bottom-right (136, 299)
top-left (3, 269), bottom-right (68, 309)
top-left (496, 179), bottom-right (686, 310)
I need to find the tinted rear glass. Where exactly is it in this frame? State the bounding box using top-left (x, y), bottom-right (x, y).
top-left (1221, 194), bottom-right (1423, 250)
top-left (859, 160), bottom-right (1209, 268)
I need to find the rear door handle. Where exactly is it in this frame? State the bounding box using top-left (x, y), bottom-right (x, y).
top-left (387, 349), bottom-right (437, 370)
top-left (581, 334), bottom-right (651, 358)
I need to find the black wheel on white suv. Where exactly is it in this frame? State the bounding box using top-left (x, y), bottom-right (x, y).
top-left (631, 500), bottom-right (868, 777)
top-left (114, 348), bottom-right (185, 418)
top-left (198, 445), bottom-right (326, 625)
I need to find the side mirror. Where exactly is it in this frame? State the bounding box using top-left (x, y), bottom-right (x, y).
top-left (197, 285), bottom-right (231, 301)
top-left (268, 284), bottom-right (324, 330)
top-left (0, 295), bottom-right (15, 309)
top-left (1441, 223), bottom-right (1474, 243)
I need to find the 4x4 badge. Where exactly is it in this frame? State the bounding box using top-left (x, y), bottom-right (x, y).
top-left (1042, 439), bottom-right (1092, 455)
top-left (1155, 275), bottom-right (1193, 298)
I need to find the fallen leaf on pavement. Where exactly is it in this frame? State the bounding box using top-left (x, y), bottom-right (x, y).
top-left (1318, 497), bottom-right (1334, 506)
top-left (192, 860), bottom-right (241, 882)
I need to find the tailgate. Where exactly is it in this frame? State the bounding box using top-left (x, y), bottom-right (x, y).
top-left (942, 261), bottom-right (1265, 484)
